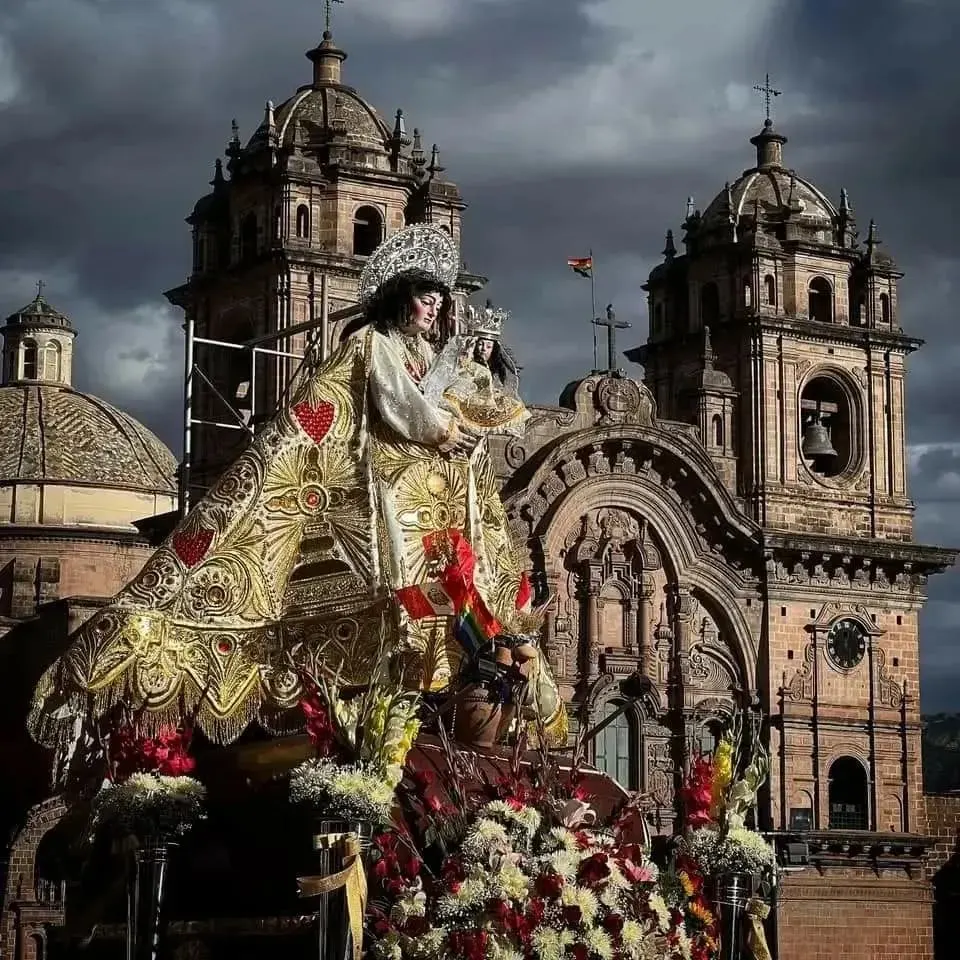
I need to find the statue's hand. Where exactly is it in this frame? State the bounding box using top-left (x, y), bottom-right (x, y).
top-left (450, 424), bottom-right (481, 457)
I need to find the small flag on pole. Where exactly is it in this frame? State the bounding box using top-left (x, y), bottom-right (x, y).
top-left (567, 256), bottom-right (593, 278)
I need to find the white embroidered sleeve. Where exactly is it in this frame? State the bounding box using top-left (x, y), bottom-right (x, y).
top-left (368, 332), bottom-right (459, 448)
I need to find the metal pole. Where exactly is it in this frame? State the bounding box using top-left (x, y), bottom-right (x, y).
top-left (181, 312), bottom-right (195, 516)
top-left (590, 247), bottom-right (598, 372)
top-left (319, 272), bottom-right (330, 362)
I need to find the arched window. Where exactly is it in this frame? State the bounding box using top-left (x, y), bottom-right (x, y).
top-left (712, 414), bottom-right (724, 448)
top-left (763, 274), bottom-right (776, 306)
top-left (700, 282), bottom-right (720, 326)
top-left (808, 276), bottom-right (833, 324)
top-left (43, 342), bottom-right (61, 381)
top-left (240, 212), bottom-right (258, 262)
top-left (22, 340), bottom-right (38, 379)
top-left (296, 204), bottom-right (310, 240)
top-left (653, 302), bottom-right (664, 335)
top-left (743, 279), bottom-right (752, 308)
top-left (828, 756), bottom-right (869, 830)
top-left (879, 292), bottom-right (891, 325)
top-left (353, 205), bottom-right (384, 257)
top-left (593, 700), bottom-right (638, 790)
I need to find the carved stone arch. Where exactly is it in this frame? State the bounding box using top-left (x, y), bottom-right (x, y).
top-left (587, 672), bottom-right (663, 724)
top-left (688, 593), bottom-right (749, 693)
top-left (517, 478), bottom-right (758, 682)
top-left (598, 576), bottom-right (631, 600)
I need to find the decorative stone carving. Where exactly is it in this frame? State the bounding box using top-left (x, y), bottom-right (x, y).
top-left (785, 643), bottom-right (816, 701)
top-left (504, 437), bottom-right (526, 469)
top-left (596, 376), bottom-right (656, 426)
top-left (875, 647), bottom-right (904, 707)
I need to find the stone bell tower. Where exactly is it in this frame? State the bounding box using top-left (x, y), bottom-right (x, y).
top-left (165, 23), bottom-right (482, 500)
top-left (627, 102), bottom-right (956, 941)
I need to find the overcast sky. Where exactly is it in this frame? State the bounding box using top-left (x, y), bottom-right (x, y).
top-left (1, 0), bottom-right (959, 711)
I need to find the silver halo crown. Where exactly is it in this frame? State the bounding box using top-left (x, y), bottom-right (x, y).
top-left (464, 303), bottom-right (509, 341)
top-left (358, 223), bottom-right (460, 305)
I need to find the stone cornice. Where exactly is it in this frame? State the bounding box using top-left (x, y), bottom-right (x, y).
top-left (751, 315), bottom-right (922, 352)
top-left (0, 525), bottom-right (153, 547)
top-left (770, 829), bottom-right (933, 877)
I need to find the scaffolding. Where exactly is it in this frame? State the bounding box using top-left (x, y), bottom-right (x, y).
top-left (179, 282), bottom-right (363, 514)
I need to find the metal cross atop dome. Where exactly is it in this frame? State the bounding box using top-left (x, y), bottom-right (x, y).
top-left (325, 0), bottom-right (344, 33)
top-left (753, 73), bottom-right (782, 122)
top-left (35, 279), bottom-right (45, 298)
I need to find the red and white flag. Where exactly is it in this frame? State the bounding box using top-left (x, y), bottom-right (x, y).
top-left (395, 581), bottom-right (458, 620)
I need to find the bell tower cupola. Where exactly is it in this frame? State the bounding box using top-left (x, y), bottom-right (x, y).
top-left (1, 283), bottom-right (76, 388)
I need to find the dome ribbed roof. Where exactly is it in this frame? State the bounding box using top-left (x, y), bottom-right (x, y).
top-left (0, 385), bottom-right (177, 494)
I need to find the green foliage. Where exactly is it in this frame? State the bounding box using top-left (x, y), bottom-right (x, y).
top-left (922, 713), bottom-right (960, 793)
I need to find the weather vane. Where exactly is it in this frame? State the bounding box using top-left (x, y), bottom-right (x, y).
top-left (753, 72), bottom-right (782, 122)
top-left (325, 0), bottom-right (344, 33)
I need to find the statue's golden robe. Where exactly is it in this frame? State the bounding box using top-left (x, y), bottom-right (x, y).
top-left (30, 328), bottom-right (555, 745)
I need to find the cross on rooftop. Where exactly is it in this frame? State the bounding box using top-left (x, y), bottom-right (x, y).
top-left (753, 73), bottom-right (782, 122)
top-left (36, 279), bottom-right (45, 298)
top-left (325, 0), bottom-right (344, 33)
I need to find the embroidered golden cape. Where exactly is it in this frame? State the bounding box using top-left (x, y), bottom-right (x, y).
top-left (29, 328), bottom-right (562, 745)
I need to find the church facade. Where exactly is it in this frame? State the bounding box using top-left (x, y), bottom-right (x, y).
top-left (3, 22), bottom-right (960, 960)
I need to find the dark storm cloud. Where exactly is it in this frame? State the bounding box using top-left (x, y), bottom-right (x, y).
top-left (1, 0), bottom-right (960, 708)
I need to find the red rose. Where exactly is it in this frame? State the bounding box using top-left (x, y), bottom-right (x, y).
top-left (603, 913), bottom-right (625, 935)
top-left (527, 897), bottom-right (545, 925)
top-left (535, 872), bottom-right (564, 899)
top-left (577, 852), bottom-right (611, 886)
top-left (404, 915), bottom-right (429, 937)
top-left (562, 905), bottom-right (582, 928)
top-left (570, 945), bottom-right (589, 960)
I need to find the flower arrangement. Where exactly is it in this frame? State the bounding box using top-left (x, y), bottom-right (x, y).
top-left (90, 711), bottom-right (206, 841)
top-left (289, 661), bottom-right (421, 826)
top-left (679, 712), bottom-right (776, 888)
top-left (360, 721), bottom-right (721, 960)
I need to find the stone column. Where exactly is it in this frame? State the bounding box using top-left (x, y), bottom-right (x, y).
top-left (587, 589), bottom-right (601, 678)
top-left (639, 574), bottom-right (655, 677)
top-left (624, 600), bottom-right (636, 655)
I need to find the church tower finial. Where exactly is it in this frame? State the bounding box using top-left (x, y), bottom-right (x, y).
top-left (307, 3), bottom-right (348, 86)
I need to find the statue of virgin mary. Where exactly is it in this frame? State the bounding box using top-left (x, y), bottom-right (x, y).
top-left (28, 225), bottom-right (564, 753)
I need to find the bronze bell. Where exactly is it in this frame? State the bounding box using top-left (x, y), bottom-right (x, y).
top-left (801, 416), bottom-right (837, 459)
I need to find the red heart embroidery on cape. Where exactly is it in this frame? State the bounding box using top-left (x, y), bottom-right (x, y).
top-left (293, 400), bottom-right (336, 444)
top-left (172, 528), bottom-right (214, 568)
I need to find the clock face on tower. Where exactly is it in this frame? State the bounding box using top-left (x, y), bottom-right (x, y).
top-left (826, 618), bottom-right (867, 669)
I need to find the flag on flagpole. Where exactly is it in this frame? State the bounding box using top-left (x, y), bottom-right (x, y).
top-left (567, 256), bottom-right (593, 278)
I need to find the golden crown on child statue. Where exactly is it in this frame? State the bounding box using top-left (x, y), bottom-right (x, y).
top-left (463, 302), bottom-right (509, 341)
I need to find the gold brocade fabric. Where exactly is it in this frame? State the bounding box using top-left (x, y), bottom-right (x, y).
top-left (29, 329), bottom-right (558, 746)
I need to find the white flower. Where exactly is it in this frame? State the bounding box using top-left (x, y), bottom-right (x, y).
top-left (530, 928), bottom-right (574, 960)
top-left (647, 892), bottom-right (670, 932)
top-left (559, 884), bottom-right (599, 924)
top-left (492, 862), bottom-right (530, 901)
top-left (548, 849), bottom-right (580, 878)
top-left (584, 926), bottom-right (614, 959)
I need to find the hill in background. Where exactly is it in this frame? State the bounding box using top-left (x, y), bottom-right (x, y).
top-left (923, 713), bottom-right (960, 794)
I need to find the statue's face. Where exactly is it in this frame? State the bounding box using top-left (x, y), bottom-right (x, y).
top-left (400, 290), bottom-right (442, 335)
top-left (476, 338), bottom-right (495, 361)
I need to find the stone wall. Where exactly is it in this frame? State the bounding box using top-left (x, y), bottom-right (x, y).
top-left (776, 870), bottom-right (934, 960)
top-left (923, 793), bottom-right (960, 960)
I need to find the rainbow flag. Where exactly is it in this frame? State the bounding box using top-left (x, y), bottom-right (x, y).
top-left (567, 256), bottom-right (593, 278)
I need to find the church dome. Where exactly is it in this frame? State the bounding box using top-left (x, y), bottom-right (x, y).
top-left (0, 384), bottom-right (177, 495)
top-left (699, 119), bottom-right (838, 242)
top-left (243, 32), bottom-right (394, 160)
